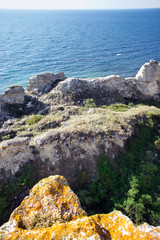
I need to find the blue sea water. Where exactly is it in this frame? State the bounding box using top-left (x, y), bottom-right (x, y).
top-left (0, 9), bottom-right (160, 93)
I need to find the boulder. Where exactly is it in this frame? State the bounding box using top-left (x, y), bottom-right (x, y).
top-left (135, 59), bottom-right (160, 100)
top-left (1, 85), bottom-right (25, 105)
top-left (0, 175), bottom-right (159, 240)
top-left (50, 77), bottom-right (124, 106)
top-left (26, 72), bottom-right (66, 96)
top-left (0, 86), bottom-right (25, 126)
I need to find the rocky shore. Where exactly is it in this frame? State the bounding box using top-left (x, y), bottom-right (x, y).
top-left (0, 60), bottom-right (160, 238)
top-left (0, 60), bottom-right (160, 126)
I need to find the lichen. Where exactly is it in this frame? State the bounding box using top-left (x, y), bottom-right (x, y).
top-left (0, 176), bottom-right (160, 240)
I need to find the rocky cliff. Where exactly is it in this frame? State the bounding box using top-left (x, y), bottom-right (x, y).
top-left (1, 60), bottom-right (160, 231)
top-left (0, 175), bottom-right (160, 240)
top-left (1, 105), bottom-right (159, 184)
top-left (0, 60), bottom-right (160, 126)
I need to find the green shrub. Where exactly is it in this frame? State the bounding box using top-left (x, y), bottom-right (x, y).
top-left (83, 98), bottom-right (96, 108)
top-left (155, 138), bottom-right (160, 150)
top-left (0, 164), bottom-right (37, 225)
top-left (102, 103), bottom-right (130, 112)
top-left (26, 115), bottom-right (44, 125)
top-left (77, 114), bottom-right (160, 225)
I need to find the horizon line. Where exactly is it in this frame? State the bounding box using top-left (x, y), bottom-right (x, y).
top-left (0, 7), bottom-right (160, 11)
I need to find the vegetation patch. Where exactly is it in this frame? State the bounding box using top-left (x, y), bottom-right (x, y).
top-left (25, 115), bottom-right (44, 125)
top-left (102, 103), bottom-right (130, 111)
top-left (0, 164), bottom-right (37, 225)
top-left (83, 98), bottom-right (97, 108)
top-left (77, 113), bottom-right (160, 226)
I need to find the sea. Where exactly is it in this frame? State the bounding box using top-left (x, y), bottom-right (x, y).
top-left (0, 8), bottom-right (160, 93)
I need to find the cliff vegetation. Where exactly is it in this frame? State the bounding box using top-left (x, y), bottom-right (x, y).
top-left (0, 60), bottom-right (160, 238)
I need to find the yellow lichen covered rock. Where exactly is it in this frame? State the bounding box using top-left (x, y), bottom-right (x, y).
top-left (0, 175), bottom-right (160, 240)
top-left (3, 175), bottom-right (86, 231)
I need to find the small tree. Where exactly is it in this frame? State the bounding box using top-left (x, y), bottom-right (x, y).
top-left (121, 176), bottom-right (152, 225)
top-left (83, 98), bottom-right (96, 108)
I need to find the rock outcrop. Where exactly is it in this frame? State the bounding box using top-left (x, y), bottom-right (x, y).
top-left (0, 85), bottom-right (25, 105)
top-left (1, 106), bottom-right (159, 184)
top-left (136, 60), bottom-right (160, 100)
top-left (0, 137), bottom-right (33, 180)
top-left (42, 60), bottom-right (160, 106)
top-left (47, 77), bottom-right (125, 106)
top-left (26, 72), bottom-right (66, 97)
top-left (0, 60), bottom-right (160, 126)
top-left (0, 175), bottom-right (160, 240)
top-left (0, 85), bottom-right (25, 127)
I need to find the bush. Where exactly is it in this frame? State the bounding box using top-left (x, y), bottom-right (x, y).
top-left (102, 103), bottom-right (130, 112)
top-left (0, 164), bottom-right (37, 225)
top-left (77, 114), bottom-right (160, 225)
top-left (26, 115), bottom-right (44, 125)
top-left (83, 98), bottom-right (96, 108)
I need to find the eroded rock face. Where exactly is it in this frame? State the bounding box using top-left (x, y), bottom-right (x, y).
top-left (0, 175), bottom-right (159, 240)
top-left (42, 60), bottom-right (160, 106)
top-left (0, 106), bottom-right (159, 186)
top-left (0, 86), bottom-right (25, 127)
top-left (135, 60), bottom-right (160, 100)
top-left (26, 72), bottom-right (66, 97)
top-left (49, 77), bottom-right (125, 106)
top-left (0, 137), bottom-right (33, 180)
top-left (0, 86), bottom-right (25, 105)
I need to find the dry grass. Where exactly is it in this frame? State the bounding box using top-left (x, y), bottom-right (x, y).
top-left (58, 105), bottom-right (160, 135)
top-left (6, 105), bottom-right (160, 139)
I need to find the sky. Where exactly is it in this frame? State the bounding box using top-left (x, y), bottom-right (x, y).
top-left (0, 0), bottom-right (160, 10)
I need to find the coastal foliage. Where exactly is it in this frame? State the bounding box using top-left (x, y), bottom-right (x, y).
top-left (102, 103), bottom-right (130, 111)
top-left (77, 113), bottom-right (160, 225)
top-left (25, 114), bottom-right (44, 125)
top-left (83, 98), bottom-right (96, 108)
top-left (0, 164), bottom-right (37, 225)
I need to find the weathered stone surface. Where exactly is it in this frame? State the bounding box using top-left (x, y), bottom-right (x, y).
top-left (93, 75), bottom-right (138, 99)
top-left (42, 60), bottom-right (160, 106)
top-left (0, 86), bottom-right (25, 127)
top-left (0, 175), bottom-right (159, 240)
top-left (48, 77), bottom-right (125, 106)
top-left (0, 137), bottom-right (33, 179)
top-left (1, 60), bottom-right (160, 127)
top-left (1, 86), bottom-right (25, 105)
top-left (8, 175), bottom-right (86, 229)
top-left (0, 105), bottom-right (160, 186)
top-left (135, 59), bottom-right (160, 100)
top-left (137, 223), bottom-right (160, 239)
top-left (26, 72), bottom-right (66, 96)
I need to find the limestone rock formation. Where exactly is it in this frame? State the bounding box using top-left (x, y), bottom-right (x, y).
top-left (0, 60), bottom-right (160, 127)
top-left (0, 137), bottom-right (33, 180)
top-left (136, 60), bottom-right (160, 100)
top-left (42, 60), bottom-right (160, 106)
top-left (26, 72), bottom-right (66, 96)
top-left (0, 175), bottom-right (160, 240)
top-left (0, 86), bottom-right (25, 126)
top-left (0, 105), bottom-right (160, 184)
top-left (0, 86), bottom-right (25, 105)
top-left (48, 77), bottom-right (125, 106)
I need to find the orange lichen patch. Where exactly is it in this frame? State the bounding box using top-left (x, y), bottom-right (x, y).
top-left (92, 212), bottom-right (160, 240)
top-left (1, 176), bottom-right (160, 240)
top-left (0, 145), bottom-right (6, 150)
top-left (3, 212), bottom-right (160, 240)
top-left (137, 222), bottom-right (160, 239)
top-left (8, 175), bottom-right (86, 230)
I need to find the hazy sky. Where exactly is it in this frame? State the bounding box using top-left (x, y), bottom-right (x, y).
top-left (0, 0), bottom-right (160, 10)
